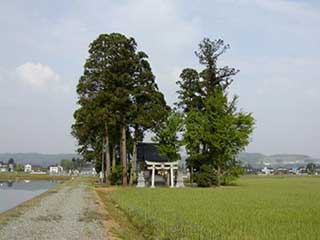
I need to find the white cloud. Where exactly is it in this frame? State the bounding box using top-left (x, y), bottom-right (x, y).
top-left (255, 0), bottom-right (318, 18)
top-left (15, 62), bottom-right (60, 88)
top-left (1, 0), bottom-right (320, 155)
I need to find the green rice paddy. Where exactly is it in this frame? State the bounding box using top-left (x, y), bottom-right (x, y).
top-left (108, 176), bottom-right (320, 239)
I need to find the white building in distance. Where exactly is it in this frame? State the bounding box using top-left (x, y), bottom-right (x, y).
top-left (0, 162), bottom-right (8, 172)
top-left (261, 166), bottom-right (274, 175)
top-left (24, 164), bottom-right (32, 173)
top-left (49, 165), bottom-right (63, 175)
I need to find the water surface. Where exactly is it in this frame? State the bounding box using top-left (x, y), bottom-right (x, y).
top-left (0, 180), bottom-right (58, 213)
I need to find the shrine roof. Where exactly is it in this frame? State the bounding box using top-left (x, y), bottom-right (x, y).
top-left (137, 142), bottom-right (169, 162)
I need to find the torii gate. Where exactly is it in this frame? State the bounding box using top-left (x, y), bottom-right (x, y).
top-left (145, 160), bottom-right (179, 188)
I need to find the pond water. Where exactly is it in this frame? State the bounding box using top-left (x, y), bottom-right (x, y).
top-left (0, 180), bottom-right (58, 213)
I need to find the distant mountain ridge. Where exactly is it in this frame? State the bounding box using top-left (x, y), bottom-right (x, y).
top-left (0, 153), bottom-right (81, 167)
top-left (1, 152), bottom-right (319, 168)
top-left (238, 153), bottom-right (320, 168)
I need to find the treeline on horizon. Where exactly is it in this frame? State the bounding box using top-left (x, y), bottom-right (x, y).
top-left (71, 33), bottom-right (254, 187)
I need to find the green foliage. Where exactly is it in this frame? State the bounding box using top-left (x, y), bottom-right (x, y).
top-left (194, 162), bottom-right (244, 187)
top-left (194, 164), bottom-right (217, 187)
top-left (72, 32), bottom-right (168, 185)
top-left (130, 52), bottom-right (169, 134)
top-left (183, 110), bottom-right (206, 158)
top-left (95, 157), bottom-right (102, 174)
top-left (306, 162), bottom-right (317, 175)
top-left (72, 33), bottom-right (140, 162)
top-left (184, 90), bottom-right (254, 186)
top-left (176, 68), bottom-right (203, 112)
top-left (108, 165), bottom-right (123, 185)
top-left (8, 158), bottom-right (14, 165)
top-left (60, 159), bottom-right (74, 171)
top-left (177, 38), bottom-right (254, 186)
top-left (14, 163), bottom-right (24, 172)
top-left (196, 38), bottom-right (239, 92)
top-left (221, 164), bottom-right (245, 185)
top-left (203, 90), bottom-right (255, 165)
top-left (152, 111), bottom-right (184, 161)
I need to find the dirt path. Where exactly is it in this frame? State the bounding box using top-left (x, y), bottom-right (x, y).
top-left (0, 180), bottom-right (107, 240)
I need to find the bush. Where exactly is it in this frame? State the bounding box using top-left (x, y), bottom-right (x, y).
top-left (108, 165), bottom-right (123, 185)
top-left (222, 165), bottom-right (244, 186)
top-left (194, 164), bottom-right (217, 187)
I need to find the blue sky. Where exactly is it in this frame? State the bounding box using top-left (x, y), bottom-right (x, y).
top-left (0, 0), bottom-right (320, 156)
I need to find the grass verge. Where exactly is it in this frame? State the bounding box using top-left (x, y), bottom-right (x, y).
top-left (0, 172), bottom-right (71, 181)
top-left (96, 188), bottom-right (145, 240)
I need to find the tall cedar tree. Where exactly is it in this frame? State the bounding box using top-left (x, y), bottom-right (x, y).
top-left (74, 33), bottom-right (138, 185)
top-left (72, 98), bottom-right (106, 178)
top-left (73, 33), bottom-right (168, 186)
top-left (129, 52), bottom-right (169, 183)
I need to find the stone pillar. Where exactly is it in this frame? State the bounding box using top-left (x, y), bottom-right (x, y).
top-left (170, 164), bottom-right (174, 188)
top-left (137, 172), bottom-right (146, 188)
top-left (176, 171), bottom-right (185, 188)
top-left (151, 164), bottom-right (155, 188)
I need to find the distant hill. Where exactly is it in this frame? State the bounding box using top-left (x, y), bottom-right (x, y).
top-left (1, 152), bottom-right (319, 168)
top-left (0, 153), bottom-right (81, 167)
top-left (238, 153), bottom-right (320, 168)
top-left (237, 153), bottom-right (266, 163)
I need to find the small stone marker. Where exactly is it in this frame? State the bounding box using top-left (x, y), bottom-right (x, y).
top-left (175, 171), bottom-right (185, 188)
top-left (137, 171), bottom-right (146, 188)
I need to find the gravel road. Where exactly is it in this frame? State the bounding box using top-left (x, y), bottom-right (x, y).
top-left (0, 180), bottom-right (107, 240)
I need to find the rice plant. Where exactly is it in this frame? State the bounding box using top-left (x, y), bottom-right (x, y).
top-left (108, 176), bottom-right (320, 239)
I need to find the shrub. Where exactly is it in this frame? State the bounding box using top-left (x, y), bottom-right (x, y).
top-left (108, 165), bottom-right (123, 185)
top-left (194, 164), bottom-right (217, 187)
top-left (222, 165), bottom-right (244, 185)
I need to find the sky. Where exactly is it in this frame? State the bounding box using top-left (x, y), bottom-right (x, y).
top-left (0, 0), bottom-right (320, 157)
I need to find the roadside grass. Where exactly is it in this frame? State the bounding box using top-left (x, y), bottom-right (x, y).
top-left (105, 176), bottom-right (320, 240)
top-left (96, 188), bottom-right (145, 240)
top-left (0, 172), bottom-right (71, 181)
top-left (78, 208), bottom-right (107, 223)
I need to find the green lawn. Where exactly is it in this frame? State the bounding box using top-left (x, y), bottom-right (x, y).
top-left (107, 176), bottom-right (320, 239)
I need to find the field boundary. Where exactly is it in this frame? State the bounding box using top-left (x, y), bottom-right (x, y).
top-left (0, 172), bottom-right (71, 181)
top-left (95, 188), bottom-right (145, 240)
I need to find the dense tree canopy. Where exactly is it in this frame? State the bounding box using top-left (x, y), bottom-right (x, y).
top-left (177, 38), bottom-right (255, 186)
top-left (72, 33), bottom-right (254, 187)
top-left (152, 111), bottom-right (183, 162)
top-left (72, 33), bottom-right (168, 186)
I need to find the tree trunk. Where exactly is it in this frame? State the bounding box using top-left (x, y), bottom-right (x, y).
top-left (217, 165), bottom-right (221, 187)
top-left (112, 145), bottom-right (116, 171)
top-left (129, 138), bottom-right (137, 185)
top-left (120, 125), bottom-right (127, 186)
top-left (105, 125), bottom-right (111, 184)
top-left (190, 165), bottom-right (194, 184)
top-left (101, 139), bottom-right (105, 183)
